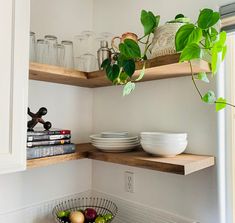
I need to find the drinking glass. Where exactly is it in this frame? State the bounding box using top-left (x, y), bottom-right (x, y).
top-left (74, 35), bottom-right (86, 57)
top-left (29, 32), bottom-right (36, 62)
top-left (57, 44), bottom-right (65, 67)
top-left (61, 40), bottom-right (74, 69)
top-left (36, 39), bottom-right (48, 64)
top-left (44, 35), bottom-right (58, 65)
top-left (80, 31), bottom-right (98, 72)
top-left (81, 30), bottom-right (95, 54)
top-left (100, 32), bottom-right (114, 46)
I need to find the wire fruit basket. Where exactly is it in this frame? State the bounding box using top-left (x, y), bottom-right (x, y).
top-left (53, 197), bottom-right (118, 223)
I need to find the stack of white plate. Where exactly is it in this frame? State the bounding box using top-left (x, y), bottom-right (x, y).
top-left (140, 132), bottom-right (188, 157)
top-left (90, 132), bottom-right (140, 153)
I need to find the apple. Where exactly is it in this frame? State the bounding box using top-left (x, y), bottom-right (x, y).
top-left (84, 208), bottom-right (97, 222)
top-left (70, 211), bottom-right (85, 223)
top-left (95, 216), bottom-right (106, 223)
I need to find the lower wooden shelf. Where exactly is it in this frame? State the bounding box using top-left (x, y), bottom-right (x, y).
top-left (27, 143), bottom-right (215, 175)
top-left (27, 144), bottom-right (89, 169)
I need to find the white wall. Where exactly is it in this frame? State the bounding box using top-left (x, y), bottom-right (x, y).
top-left (0, 0), bottom-right (94, 216)
top-left (92, 0), bottom-right (233, 222)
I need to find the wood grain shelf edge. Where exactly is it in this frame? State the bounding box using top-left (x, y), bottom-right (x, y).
top-left (29, 54), bottom-right (211, 88)
top-left (27, 143), bottom-right (215, 175)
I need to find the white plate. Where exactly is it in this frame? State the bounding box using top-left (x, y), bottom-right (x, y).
top-left (90, 134), bottom-right (139, 141)
top-left (91, 138), bottom-right (139, 143)
top-left (101, 131), bottom-right (128, 138)
top-left (92, 140), bottom-right (140, 144)
top-left (92, 142), bottom-right (140, 147)
top-left (93, 144), bottom-right (139, 152)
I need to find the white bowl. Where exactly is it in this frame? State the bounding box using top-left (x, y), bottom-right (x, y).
top-left (141, 138), bottom-right (187, 144)
top-left (141, 141), bottom-right (187, 157)
top-left (140, 132), bottom-right (187, 140)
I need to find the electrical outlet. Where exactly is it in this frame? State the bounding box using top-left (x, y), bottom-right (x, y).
top-left (125, 171), bottom-right (134, 193)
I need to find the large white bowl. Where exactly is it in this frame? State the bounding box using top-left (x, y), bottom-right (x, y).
top-left (141, 138), bottom-right (187, 144)
top-left (141, 141), bottom-right (187, 157)
top-left (140, 132), bottom-right (187, 140)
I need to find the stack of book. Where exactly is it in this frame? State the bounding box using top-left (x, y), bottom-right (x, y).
top-left (27, 129), bottom-right (76, 159)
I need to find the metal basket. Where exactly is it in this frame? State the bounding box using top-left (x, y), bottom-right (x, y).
top-left (53, 197), bottom-right (118, 223)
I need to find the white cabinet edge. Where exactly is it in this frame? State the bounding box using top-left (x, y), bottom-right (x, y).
top-left (0, 0), bottom-right (29, 174)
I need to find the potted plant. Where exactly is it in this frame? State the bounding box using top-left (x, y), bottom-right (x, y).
top-left (102, 8), bottom-right (234, 111)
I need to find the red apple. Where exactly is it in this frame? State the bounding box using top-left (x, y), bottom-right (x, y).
top-left (84, 208), bottom-right (97, 221)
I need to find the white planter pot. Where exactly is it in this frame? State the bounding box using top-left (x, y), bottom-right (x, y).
top-left (150, 23), bottom-right (184, 58)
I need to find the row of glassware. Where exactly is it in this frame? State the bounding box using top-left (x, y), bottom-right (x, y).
top-left (29, 31), bottom-right (113, 72)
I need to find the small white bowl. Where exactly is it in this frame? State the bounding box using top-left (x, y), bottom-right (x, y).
top-left (141, 141), bottom-right (187, 157)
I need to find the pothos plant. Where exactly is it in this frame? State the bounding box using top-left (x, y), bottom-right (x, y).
top-left (102, 8), bottom-right (234, 111)
top-left (101, 10), bottom-right (160, 95)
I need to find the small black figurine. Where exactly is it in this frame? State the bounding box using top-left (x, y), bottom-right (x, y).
top-left (27, 107), bottom-right (52, 131)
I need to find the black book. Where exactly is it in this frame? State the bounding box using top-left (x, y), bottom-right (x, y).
top-left (27, 129), bottom-right (71, 136)
top-left (27, 139), bottom-right (71, 148)
top-left (27, 134), bottom-right (71, 142)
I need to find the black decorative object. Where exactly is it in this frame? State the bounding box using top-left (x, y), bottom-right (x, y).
top-left (27, 107), bottom-right (52, 131)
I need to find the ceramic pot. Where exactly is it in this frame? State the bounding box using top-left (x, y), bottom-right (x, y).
top-left (150, 23), bottom-right (184, 58)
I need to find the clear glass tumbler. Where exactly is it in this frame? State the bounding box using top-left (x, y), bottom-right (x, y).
top-left (29, 32), bottom-right (36, 62)
top-left (57, 44), bottom-right (65, 67)
top-left (36, 39), bottom-right (48, 64)
top-left (61, 40), bottom-right (74, 69)
top-left (44, 35), bottom-right (58, 65)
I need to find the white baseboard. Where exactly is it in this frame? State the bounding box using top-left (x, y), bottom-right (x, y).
top-left (0, 190), bottom-right (199, 223)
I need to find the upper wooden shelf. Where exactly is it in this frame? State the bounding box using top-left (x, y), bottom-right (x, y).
top-left (27, 143), bottom-right (215, 175)
top-left (29, 54), bottom-right (210, 88)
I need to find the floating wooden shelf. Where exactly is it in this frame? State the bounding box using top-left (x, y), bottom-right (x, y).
top-left (29, 54), bottom-right (210, 88)
top-left (27, 144), bottom-right (89, 169)
top-left (27, 143), bottom-right (215, 175)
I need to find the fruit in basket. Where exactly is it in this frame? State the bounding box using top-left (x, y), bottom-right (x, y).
top-left (103, 213), bottom-right (113, 221)
top-left (95, 216), bottom-right (106, 223)
top-left (70, 211), bottom-right (85, 223)
top-left (57, 211), bottom-right (67, 218)
top-left (84, 208), bottom-right (97, 222)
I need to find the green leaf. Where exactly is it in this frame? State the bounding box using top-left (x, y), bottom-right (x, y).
top-left (202, 91), bottom-right (216, 104)
top-left (123, 59), bottom-right (136, 77)
top-left (188, 27), bottom-right (202, 45)
top-left (106, 64), bottom-right (120, 82)
top-left (119, 72), bottom-right (129, 84)
top-left (175, 14), bottom-right (185, 19)
top-left (175, 24), bottom-right (195, 51)
top-left (222, 45), bottom-right (227, 61)
top-left (135, 63), bottom-right (146, 81)
top-left (155, 15), bottom-right (160, 31)
top-left (197, 9), bottom-right (220, 29)
top-left (179, 43), bottom-right (201, 62)
top-left (119, 39), bottom-right (141, 58)
top-left (218, 31), bottom-right (227, 46)
top-left (101, 58), bottom-right (111, 69)
top-left (216, 97), bottom-right (227, 111)
top-left (209, 27), bottom-right (218, 41)
top-left (198, 72), bottom-right (209, 83)
top-left (123, 81), bottom-right (136, 96)
top-left (211, 44), bottom-right (222, 74)
top-left (141, 10), bottom-right (157, 35)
